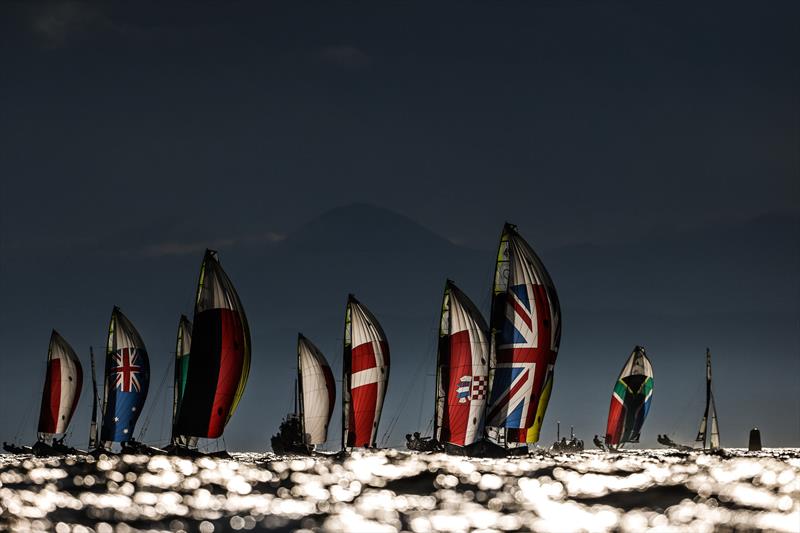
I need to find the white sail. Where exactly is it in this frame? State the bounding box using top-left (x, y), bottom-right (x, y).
top-left (298, 335), bottom-right (335, 446)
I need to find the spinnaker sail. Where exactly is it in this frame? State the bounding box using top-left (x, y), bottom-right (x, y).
top-left (37, 331), bottom-right (83, 442)
top-left (485, 223), bottom-right (562, 444)
top-left (695, 348), bottom-right (720, 449)
top-left (174, 250), bottom-right (251, 439)
top-left (605, 345), bottom-right (654, 447)
top-left (434, 280), bottom-right (490, 448)
top-left (298, 334), bottom-right (336, 446)
top-left (101, 307), bottom-right (150, 443)
top-left (171, 315), bottom-right (195, 447)
top-left (342, 294), bottom-right (390, 448)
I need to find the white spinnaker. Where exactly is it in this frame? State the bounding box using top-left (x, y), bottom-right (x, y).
top-left (448, 285), bottom-right (489, 446)
top-left (349, 299), bottom-right (389, 446)
top-left (299, 337), bottom-right (334, 445)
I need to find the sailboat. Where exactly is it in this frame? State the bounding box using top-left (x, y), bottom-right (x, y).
top-left (604, 345), bottom-right (654, 450)
top-left (695, 348), bottom-right (720, 450)
top-left (3, 331), bottom-right (84, 456)
top-left (407, 280), bottom-right (506, 456)
top-left (271, 334), bottom-right (336, 455)
top-left (485, 223), bottom-right (562, 450)
top-left (164, 315), bottom-right (199, 454)
top-left (172, 250), bottom-right (251, 456)
top-left (92, 307), bottom-right (151, 454)
top-left (342, 294), bottom-right (389, 449)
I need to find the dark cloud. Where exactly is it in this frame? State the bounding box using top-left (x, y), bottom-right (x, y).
top-left (29, 1), bottom-right (113, 45)
top-left (318, 45), bottom-right (372, 69)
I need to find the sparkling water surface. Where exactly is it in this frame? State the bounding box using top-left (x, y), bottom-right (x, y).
top-left (1, 448), bottom-right (798, 532)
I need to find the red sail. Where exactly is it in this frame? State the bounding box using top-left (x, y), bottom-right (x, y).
top-left (342, 295), bottom-right (390, 448)
top-left (38, 331), bottom-right (83, 436)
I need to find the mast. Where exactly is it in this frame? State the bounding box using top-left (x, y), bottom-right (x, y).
top-left (707, 349), bottom-right (720, 448)
top-left (89, 347), bottom-right (99, 450)
top-left (433, 281), bottom-right (451, 442)
top-left (341, 296), bottom-right (353, 450)
top-left (486, 224), bottom-right (512, 443)
top-left (696, 348), bottom-right (712, 448)
top-left (297, 333), bottom-right (306, 445)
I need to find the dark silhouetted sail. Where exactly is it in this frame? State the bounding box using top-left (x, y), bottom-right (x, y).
top-left (695, 348), bottom-right (720, 449)
top-left (174, 250), bottom-right (251, 439)
top-left (171, 315), bottom-right (196, 447)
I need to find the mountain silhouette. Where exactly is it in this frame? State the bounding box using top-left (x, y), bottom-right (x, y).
top-left (0, 203), bottom-right (796, 450)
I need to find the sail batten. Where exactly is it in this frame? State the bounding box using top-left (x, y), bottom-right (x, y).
top-left (37, 331), bottom-right (83, 440)
top-left (605, 346), bottom-right (654, 447)
top-left (100, 307), bottom-right (150, 443)
top-left (174, 250), bottom-right (251, 439)
top-left (486, 223), bottom-right (561, 444)
top-left (342, 295), bottom-right (389, 448)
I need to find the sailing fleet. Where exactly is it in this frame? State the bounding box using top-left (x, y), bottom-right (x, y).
top-left (3, 223), bottom-right (723, 457)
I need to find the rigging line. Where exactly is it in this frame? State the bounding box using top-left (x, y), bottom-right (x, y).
top-left (138, 356), bottom-right (173, 441)
top-left (380, 314), bottom-right (440, 446)
top-left (15, 367), bottom-right (43, 442)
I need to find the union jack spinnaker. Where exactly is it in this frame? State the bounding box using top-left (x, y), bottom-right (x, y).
top-left (297, 334), bottom-right (336, 446)
top-left (100, 307), bottom-right (150, 443)
top-left (342, 294), bottom-right (389, 448)
top-left (37, 331), bottom-right (83, 442)
top-left (174, 250), bottom-right (251, 439)
top-left (485, 223), bottom-right (562, 444)
top-left (605, 345), bottom-right (654, 447)
top-left (434, 280), bottom-right (490, 448)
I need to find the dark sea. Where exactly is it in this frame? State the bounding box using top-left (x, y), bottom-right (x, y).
top-left (0, 448), bottom-right (798, 532)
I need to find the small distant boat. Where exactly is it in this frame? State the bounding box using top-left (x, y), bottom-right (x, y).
top-left (342, 294), bottom-right (389, 449)
top-left (656, 348), bottom-right (722, 452)
top-left (271, 334), bottom-right (336, 455)
top-left (92, 307), bottom-right (153, 454)
top-left (604, 346), bottom-right (654, 451)
top-left (3, 331), bottom-right (84, 456)
top-left (695, 348), bottom-right (720, 450)
top-left (485, 223), bottom-right (561, 449)
top-left (173, 250), bottom-right (251, 457)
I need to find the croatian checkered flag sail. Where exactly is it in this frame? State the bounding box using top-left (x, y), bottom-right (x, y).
top-left (175, 250), bottom-right (251, 439)
top-left (101, 307), bottom-right (150, 443)
top-left (486, 223), bottom-right (561, 444)
top-left (605, 346), bottom-right (654, 447)
top-left (342, 295), bottom-right (390, 448)
top-left (298, 334), bottom-right (336, 446)
top-left (434, 280), bottom-right (490, 448)
top-left (37, 331), bottom-right (83, 441)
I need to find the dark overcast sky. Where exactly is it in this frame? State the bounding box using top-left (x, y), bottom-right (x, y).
top-left (0, 1), bottom-right (798, 450)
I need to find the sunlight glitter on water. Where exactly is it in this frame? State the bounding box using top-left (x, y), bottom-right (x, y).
top-left (0, 449), bottom-right (798, 532)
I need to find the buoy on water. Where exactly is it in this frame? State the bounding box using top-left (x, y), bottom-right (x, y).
top-left (748, 428), bottom-right (762, 451)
